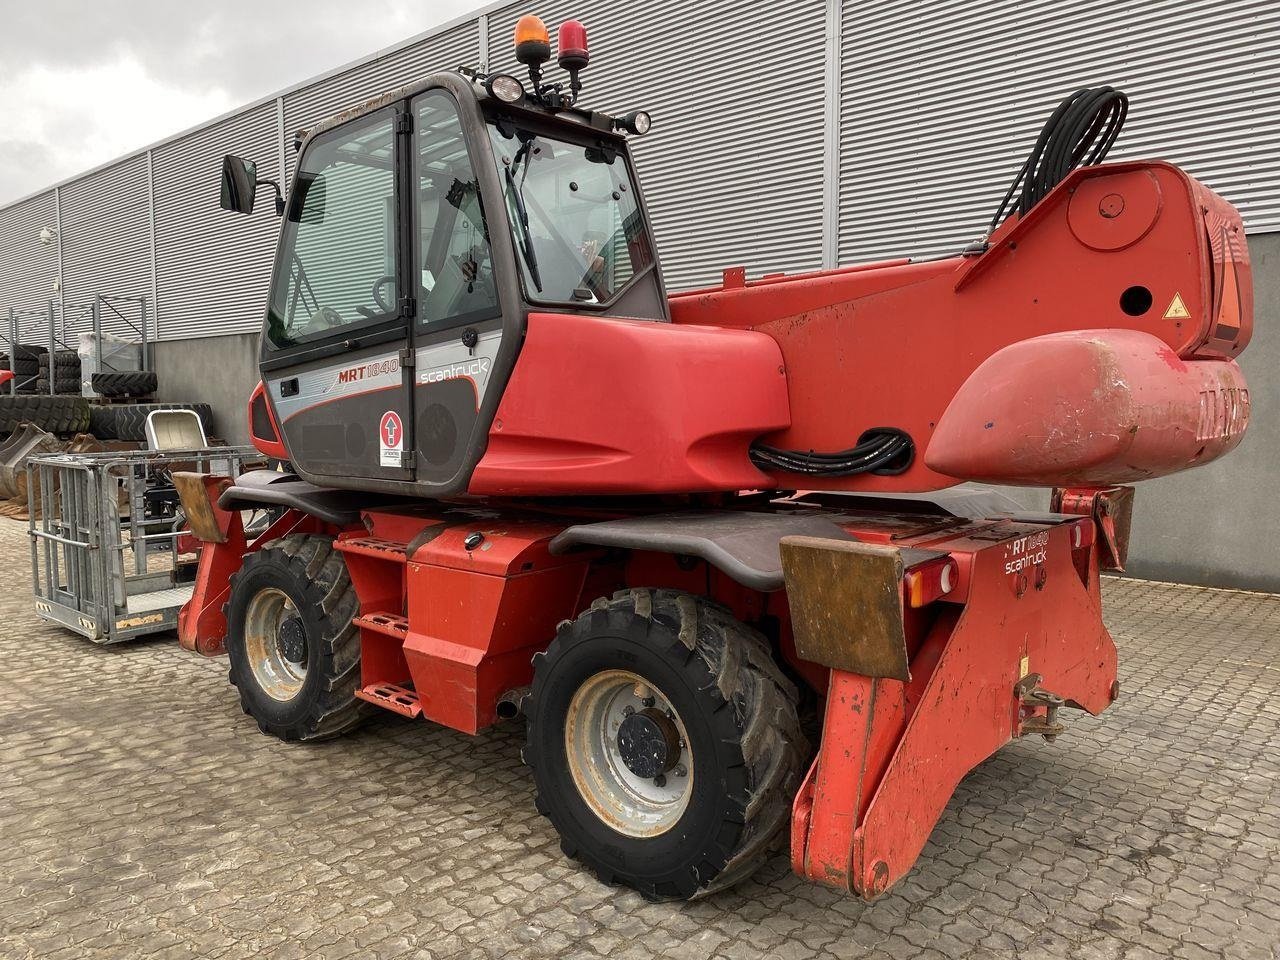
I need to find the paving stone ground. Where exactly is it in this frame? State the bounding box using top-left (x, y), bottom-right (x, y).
top-left (1, 516), bottom-right (1278, 960)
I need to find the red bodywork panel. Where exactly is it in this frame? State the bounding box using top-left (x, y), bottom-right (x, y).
top-left (670, 162), bottom-right (1252, 491)
top-left (469, 311), bottom-right (789, 495)
top-left (247, 380), bottom-right (289, 461)
top-left (926, 329), bottom-right (1250, 484)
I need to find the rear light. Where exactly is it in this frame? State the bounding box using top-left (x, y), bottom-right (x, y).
top-left (905, 557), bottom-right (958, 608)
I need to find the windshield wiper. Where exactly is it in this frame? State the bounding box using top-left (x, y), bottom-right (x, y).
top-left (505, 157), bottom-right (543, 293)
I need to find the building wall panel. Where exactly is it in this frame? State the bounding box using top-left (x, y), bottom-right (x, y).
top-left (152, 103), bottom-right (280, 340)
top-left (837, 0), bottom-right (1280, 264)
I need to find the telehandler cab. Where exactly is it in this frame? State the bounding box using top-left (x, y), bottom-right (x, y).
top-left (178, 13), bottom-right (1252, 901)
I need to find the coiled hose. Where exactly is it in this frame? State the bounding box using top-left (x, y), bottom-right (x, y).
top-left (987, 86), bottom-right (1129, 235)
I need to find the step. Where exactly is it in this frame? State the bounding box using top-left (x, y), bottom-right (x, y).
top-left (333, 537), bottom-right (409, 563)
top-left (353, 611), bottom-right (409, 640)
top-left (355, 682), bottom-right (422, 719)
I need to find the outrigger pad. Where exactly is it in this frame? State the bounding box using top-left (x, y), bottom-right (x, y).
top-left (781, 536), bottom-right (931, 682)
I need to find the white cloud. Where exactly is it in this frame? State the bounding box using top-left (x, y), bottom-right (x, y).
top-left (0, 56), bottom-right (236, 202)
top-left (0, 0), bottom-right (481, 205)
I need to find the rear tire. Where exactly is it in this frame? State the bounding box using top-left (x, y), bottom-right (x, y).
top-left (524, 589), bottom-right (808, 901)
top-left (224, 534), bottom-right (369, 742)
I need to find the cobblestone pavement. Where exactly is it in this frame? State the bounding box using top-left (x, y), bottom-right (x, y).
top-left (1, 517), bottom-right (1278, 960)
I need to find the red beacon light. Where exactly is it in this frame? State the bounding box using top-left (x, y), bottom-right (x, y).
top-left (557, 20), bottom-right (589, 103)
top-left (557, 20), bottom-right (589, 72)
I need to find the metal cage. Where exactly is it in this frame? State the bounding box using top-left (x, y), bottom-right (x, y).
top-left (28, 446), bottom-right (262, 643)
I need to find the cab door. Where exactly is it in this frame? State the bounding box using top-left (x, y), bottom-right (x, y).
top-left (260, 106), bottom-right (415, 482)
top-left (408, 91), bottom-right (508, 487)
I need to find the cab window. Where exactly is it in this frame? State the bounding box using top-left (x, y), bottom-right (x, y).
top-left (413, 92), bottom-right (500, 328)
top-left (267, 111), bottom-right (398, 348)
top-left (487, 120), bottom-right (653, 306)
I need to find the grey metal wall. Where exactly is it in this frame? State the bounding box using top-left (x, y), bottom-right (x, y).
top-left (59, 154), bottom-right (152, 338)
top-left (837, 0), bottom-right (1280, 263)
top-left (0, 192), bottom-right (59, 320)
top-left (152, 102), bottom-right (280, 341)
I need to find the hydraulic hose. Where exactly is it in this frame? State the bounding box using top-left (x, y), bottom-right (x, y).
top-left (749, 430), bottom-right (912, 478)
top-left (987, 86), bottom-right (1128, 235)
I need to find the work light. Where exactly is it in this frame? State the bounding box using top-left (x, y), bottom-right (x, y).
top-left (485, 73), bottom-right (526, 103)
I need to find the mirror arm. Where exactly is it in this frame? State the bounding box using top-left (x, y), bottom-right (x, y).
top-left (257, 178), bottom-right (286, 216)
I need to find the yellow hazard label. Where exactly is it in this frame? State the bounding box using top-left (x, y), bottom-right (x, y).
top-left (1164, 292), bottom-right (1191, 320)
top-left (1019, 655), bottom-right (1030, 679)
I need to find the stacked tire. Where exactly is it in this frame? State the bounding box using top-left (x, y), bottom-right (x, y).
top-left (36, 350), bottom-right (82, 395)
top-left (0, 345), bottom-right (45, 395)
top-left (88, 402), bottom-right (213, 441)
top-left (0, 395), bottom-right (91, 435)
top-left (91, 371), bottom-right (157, 399)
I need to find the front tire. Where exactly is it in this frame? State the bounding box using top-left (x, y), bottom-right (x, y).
top-left (225, 534), bottom-right (368, 742)
top-left (524, 589), bottom-right (808, 900)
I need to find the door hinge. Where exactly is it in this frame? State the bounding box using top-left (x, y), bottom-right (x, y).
top-left (398, 347), bottom-right (415, 367)
top-left (399, 451), bottom-right (416, 469)
top-left (397, 113), bottom-right (414, 135)
top-left (400, 295), bottom-right (417, 318)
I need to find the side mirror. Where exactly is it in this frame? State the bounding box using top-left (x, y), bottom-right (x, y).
top-left (220, 155), bottom-right (259, 215)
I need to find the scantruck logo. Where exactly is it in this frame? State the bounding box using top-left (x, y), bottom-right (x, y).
top-left (379, 411), bottom-right (404, 467)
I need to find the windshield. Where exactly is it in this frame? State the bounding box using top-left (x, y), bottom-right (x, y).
top-left (486, 120), bottom-right (653, 305)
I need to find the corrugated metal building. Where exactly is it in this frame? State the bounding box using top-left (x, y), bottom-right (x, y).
top-left (1, 0), bottom-right (1278, 588)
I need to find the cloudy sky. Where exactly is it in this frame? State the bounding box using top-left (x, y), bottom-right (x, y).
top-left (0, 0), bottom-right (479, 205)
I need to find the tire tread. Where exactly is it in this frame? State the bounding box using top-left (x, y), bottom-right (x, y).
top-left (526, 587), bottom-right (808, 901)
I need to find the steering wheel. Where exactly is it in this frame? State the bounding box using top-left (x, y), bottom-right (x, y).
top-left (372, 275), bottom-right (396, 313)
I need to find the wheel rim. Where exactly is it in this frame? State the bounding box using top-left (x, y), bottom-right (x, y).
top-left (243, 586), bottom-right (308, 702)
top-left (564, 669), bottom-right (694, 838)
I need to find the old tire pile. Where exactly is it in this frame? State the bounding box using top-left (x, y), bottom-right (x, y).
top-left (0, 345), bottom-right (46, 395)
top-left (0, 396), bottom-right (91, 435)
top-left (88, 402), bottom-right (213, 441)
top-left (36, 350), bottom-right (83, 395)
top-left (92, 371), bottom-right (157, 399)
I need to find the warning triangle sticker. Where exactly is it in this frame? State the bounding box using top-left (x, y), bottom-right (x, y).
top-left (1163, 292), bottom-right (1191, 320)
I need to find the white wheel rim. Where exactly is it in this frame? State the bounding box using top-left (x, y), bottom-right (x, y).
top-left (243, 586), bottom-right (308, 702)
top-left (564, 669), bottom-right (694, 838)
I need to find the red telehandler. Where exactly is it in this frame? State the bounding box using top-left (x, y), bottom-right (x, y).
top-left (176, 14), bottom-right (1252, 901)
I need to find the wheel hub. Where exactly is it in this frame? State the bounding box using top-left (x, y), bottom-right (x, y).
top-left (276, 617), bottom-right (306, 664)
top-left (564, 670), bottom-right (694, 838)
top-left (616, 707), bottom-right (681, 779)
